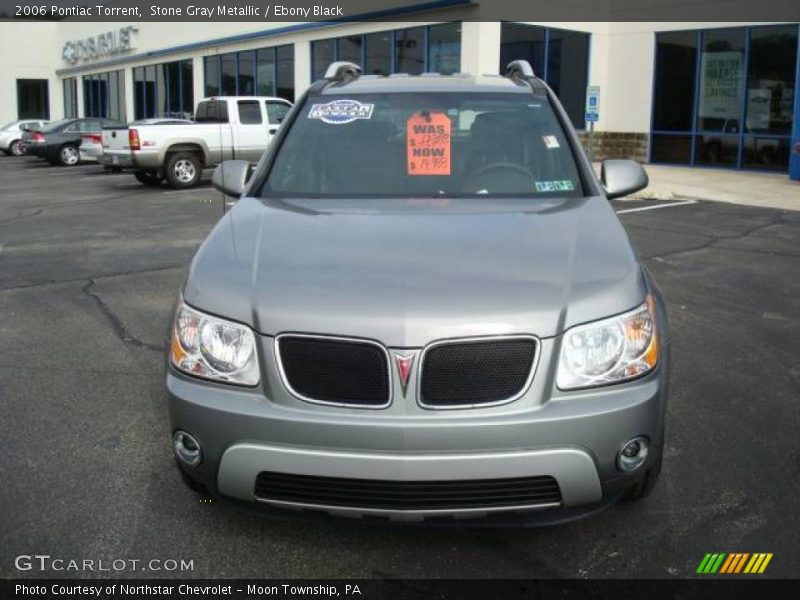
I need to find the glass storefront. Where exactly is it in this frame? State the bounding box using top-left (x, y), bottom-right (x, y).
top-left (83, 70), bottom-right (125, 121)
top-left (651, 24), bottom-right (798, 171)
top-left (310, 23), bottom-right (462, 81)
top-left (133, 60), bottom-right (193, 120)
top-left (204, 44), bottom-right (295, 102)
top-left (499, 23), bottom-right (590, 129)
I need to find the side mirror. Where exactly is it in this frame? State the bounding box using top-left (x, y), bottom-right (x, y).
top-left (601, 159), bottom-right (648, 200)
top-left (212, 160), bottom-right (251, 198)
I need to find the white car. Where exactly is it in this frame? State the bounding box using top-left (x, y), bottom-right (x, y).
top-left (102, 97), bottom-right (292, 188)
top-left (0, 119), bottom-right (49, 156)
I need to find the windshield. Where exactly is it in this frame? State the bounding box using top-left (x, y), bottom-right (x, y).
top-left (42, 119), bottom-right (72, 132)
top-left (262, 92), bottom-right (583, 198)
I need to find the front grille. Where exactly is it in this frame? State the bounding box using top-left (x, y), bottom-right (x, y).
top-left (276, 335), bottom-right (390, 406)
top-left (420, 337), bottom-right (537, 407)
top-left (254, 472), bottom-right (561, 511)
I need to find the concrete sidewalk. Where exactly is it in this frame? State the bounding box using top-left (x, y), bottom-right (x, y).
top-left (623, 164), bottom-right (800, 211)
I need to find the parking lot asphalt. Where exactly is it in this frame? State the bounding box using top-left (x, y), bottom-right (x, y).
top-left (1, 156), bottom-right (798, 579)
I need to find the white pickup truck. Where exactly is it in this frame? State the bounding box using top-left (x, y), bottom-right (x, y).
top-left (102, 96), bottom-right (292, 188)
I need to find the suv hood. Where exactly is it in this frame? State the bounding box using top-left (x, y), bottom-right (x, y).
top-left (183, 196), bottom-right (646, 346)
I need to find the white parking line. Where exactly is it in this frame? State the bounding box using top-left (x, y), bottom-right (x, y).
top-left (77, 175), bottom-right (123, 181)
top-left (162, 188), bottom-right (207, 195)
top-left (49, 170), bottom-right (96, 176)
top-left (616, 199), bottom-right (697, 214)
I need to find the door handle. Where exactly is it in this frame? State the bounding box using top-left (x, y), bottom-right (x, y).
top-left (268, 127), bottom-right (278, 134)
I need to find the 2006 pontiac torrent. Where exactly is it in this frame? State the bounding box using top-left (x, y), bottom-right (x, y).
top-left (166, 60), bottom-right (670, 521)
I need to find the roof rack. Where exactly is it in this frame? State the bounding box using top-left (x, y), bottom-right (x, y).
top-left (505, 59), bottom-right (535, 79)
top-left (324, 61), bottom-right (361, 82)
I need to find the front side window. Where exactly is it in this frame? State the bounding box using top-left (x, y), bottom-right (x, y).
top-left (263, 93), bottom-right (582, 198)
top-left (266, 101), bottom-right (290, 124)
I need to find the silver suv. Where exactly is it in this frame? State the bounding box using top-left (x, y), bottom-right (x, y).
top-left (166, 61), bottom-right (669, 521)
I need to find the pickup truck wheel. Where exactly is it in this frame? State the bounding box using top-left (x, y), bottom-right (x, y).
top-left (58, 144), bottom-right (80, 166)
top-left (133, 171), bottom-right (163, 186)
top-left (165, 152), bottom-right (201, 189)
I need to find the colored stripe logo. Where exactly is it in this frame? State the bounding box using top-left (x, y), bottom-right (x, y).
top-left (697, 553), bottom-right (773, 574)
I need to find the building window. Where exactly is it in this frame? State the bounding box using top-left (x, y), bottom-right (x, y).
top-left (82, 71), bottom-right (125, 121)
top-left (204, 57), bottom-right (219, 97)
top-left (276, 45), bottom-right (294, 101)
top-left (365, 32), bottom-right (392, 75)
top-left (204, 44), bottom-right (294, 102)
top-left (312, 39), bottom-right (335, 81)
top-left (394, 27), bottom-right (425, 75)
top-left (17, 79), bottom-right (49, 120)
top-left (310, 23), bottom-right (462, 81)
top-left (652, 24), bottom-right (798, 172)
top-left (428, 23), bottom-right (461, 75)
top-left (499, 23), bottom-right (545, 76)
top-left (134, 59), bottom-right (193, 120)
top-left (63, 78), bottom-right (78, 118)
top-left (338, 35), bottom-right (363, 66)
top-left (652, 30), bottom-right (697, 134)
top-left (500, 23), bottom-right (590, 129)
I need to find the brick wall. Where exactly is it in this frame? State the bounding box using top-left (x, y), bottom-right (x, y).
top-left (576, 132), bottom-right (649, 163)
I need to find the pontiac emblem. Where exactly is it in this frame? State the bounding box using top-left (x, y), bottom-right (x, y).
top-left (393, 353), bottom-right (416, 397)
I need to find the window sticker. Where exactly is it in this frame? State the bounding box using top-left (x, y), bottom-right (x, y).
top-left (407, 111), bottom-right (451, 176)
top-left (308, 99), bottom-right (374, 124)
top-left (542, 135), bottom-right (560, 149)
top-left (535, 180), bottom-right (575, 193)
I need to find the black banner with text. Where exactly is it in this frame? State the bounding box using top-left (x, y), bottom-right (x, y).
top-left (1, 0), bottom-right (799, 22)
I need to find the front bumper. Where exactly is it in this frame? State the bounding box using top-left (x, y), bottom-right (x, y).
top-left (167, 338), bottom-right (669, 520)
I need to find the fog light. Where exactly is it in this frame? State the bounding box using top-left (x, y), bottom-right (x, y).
top-left (173, 431), bottom-right (201, 467)
top-left (617, 436), bottom-right (649, 472)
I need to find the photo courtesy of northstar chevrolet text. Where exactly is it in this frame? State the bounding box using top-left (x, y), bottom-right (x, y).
top-left (1, 0), bottom-right (799, 594)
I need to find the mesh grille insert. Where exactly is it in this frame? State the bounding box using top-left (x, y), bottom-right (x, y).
top-left (254, 471), bottom-right (561, 511)
top-left (277, 336), bottom-right (390, 406)
top-left (420, 338), bottom-right (536, 406)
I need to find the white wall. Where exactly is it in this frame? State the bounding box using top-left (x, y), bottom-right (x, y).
top-left (0, 22), bottom-right (61, 124)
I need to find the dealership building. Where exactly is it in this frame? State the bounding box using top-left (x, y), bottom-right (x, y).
top-left (1, 15), bottom-right (798, 172)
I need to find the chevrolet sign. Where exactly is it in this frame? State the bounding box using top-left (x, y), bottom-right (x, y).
top-left (62, 27), bottom-right (138, 64)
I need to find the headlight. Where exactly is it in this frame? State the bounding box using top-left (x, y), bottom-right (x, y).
top-left (556, 294), bottom-right (659, 390)
top-left (169, 301), bottom-right (259, 386)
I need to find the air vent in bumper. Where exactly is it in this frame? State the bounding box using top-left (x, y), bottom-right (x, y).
top-left (254, 471), bottom-right (562, 511)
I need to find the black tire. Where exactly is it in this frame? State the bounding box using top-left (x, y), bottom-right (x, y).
top-left (58, 143), bottom-right (80, 166)
top-left (133, 170), bottom-right (164, 186)
top-left (9, 139), bottom-right (24, 156)
top-left (164, 152), bottom-right (202, 189)
top-left (622, 444), bottom-right (663, 502)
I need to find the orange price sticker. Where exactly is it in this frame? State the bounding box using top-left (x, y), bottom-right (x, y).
top-left (406, 111), bottom-right (451, 176)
